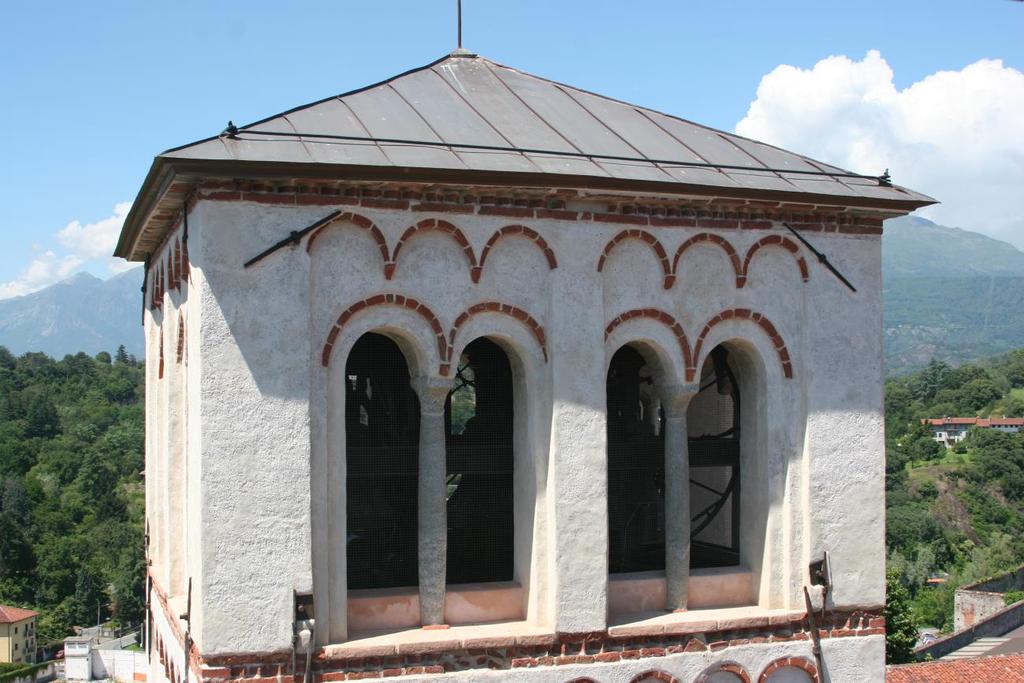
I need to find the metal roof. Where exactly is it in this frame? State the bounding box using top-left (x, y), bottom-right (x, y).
top-left (116, 51), bottom-right (935, 259)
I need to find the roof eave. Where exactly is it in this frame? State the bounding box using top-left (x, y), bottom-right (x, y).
top-left (116, 157), bottom-right (937, 261)
top-left (115, 157), bottom-right (177, 260)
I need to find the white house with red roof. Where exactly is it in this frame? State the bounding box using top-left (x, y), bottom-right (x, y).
top-left (924, 417), bottom-right (1024, 447)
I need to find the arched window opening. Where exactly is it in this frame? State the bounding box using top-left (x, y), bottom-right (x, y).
top-left (607, 345), bottom-right (665, 574)
top-left (687, 345), bottom-right (740, 567)
top-left (345, 332), bottom-right (420, 589)
top-left (445, 338), bottom-right (514, 584)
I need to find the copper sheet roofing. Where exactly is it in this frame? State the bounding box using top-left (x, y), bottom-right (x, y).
top-left (116, 51), bottom-right (935, 259)
top-left (0, 604), bottom-right (38, 623)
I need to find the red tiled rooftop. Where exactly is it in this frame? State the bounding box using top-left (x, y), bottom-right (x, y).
top-left (924, 417), bottom-right (1024, 427)
top-left (0, 604), bottom-right (38, 623)
top-left (887, 654), bottom-right (1024, 682)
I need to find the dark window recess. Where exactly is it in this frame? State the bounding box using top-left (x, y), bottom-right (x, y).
top-left (688, 345), bottom-right (741, 568)
top-left (607, 346), bottom-right (666, 574)
top-left (445, 338), bottom-right (514, 584)
top-left (346, 333), bottom-right (420, 590)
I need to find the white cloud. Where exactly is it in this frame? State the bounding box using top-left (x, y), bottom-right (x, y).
top-left (57, 201), bottom-right (132, 259)
top-left (0, 251), bottom-right (83, 300)
top-left (0, 202), bottom-right (132, 300)
top-left (736, 50), bottom-right (1024, 247)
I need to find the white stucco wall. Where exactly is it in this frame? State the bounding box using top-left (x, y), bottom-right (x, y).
top-left (144, 191), bottom-right (890, 679)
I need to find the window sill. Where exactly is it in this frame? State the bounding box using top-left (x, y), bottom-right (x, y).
top-left (327, 620), bottom-right (555, 658)
top-left (608, 605), bottom-right (805, 637)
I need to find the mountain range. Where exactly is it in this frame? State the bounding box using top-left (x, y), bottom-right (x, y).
top-left (0, 268), bottom-right (144, 359)
top-left (882, 216), bottom-right (1024, 373)
top-left (1, 216), bottom-right (1022, 373)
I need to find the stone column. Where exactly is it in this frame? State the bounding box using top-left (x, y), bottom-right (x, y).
top-left (662, 383), bottom-right (698, 611)
top-left (414, 377), bottom-right (451, 626)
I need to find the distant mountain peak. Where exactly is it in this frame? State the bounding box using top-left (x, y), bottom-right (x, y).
top-left (884, 215), bottom-right (1024, 279)
top-left (61, 271), bottom-right (103, 284)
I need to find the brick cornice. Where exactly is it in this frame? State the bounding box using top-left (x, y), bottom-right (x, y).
top-left (192, 180), bottom-right (889, 237)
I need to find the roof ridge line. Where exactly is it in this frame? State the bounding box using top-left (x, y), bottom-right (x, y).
top-left (157, 53), bottom-right (457, 157)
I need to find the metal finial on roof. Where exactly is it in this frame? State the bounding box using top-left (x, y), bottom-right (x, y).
top-left (880, 168), bottom-right (892, 186)
top-left (457, 0), bottom-right (462, 48)
top-left (223, 121), bottom-right (239, 139)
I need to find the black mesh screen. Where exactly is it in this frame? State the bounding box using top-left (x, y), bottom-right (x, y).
top-left (688, 346), bottom-right (741, 568)
top-left (346, 333), bottom-right (420, 590)
top-left (445, 338), bottom-right (514, 584)
top-left (607, 346), bottom-right (666, 574)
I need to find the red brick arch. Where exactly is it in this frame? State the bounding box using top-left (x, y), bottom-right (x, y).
top-left (448, 301), bottom-right (548, 369)
top-left (690, 308), bottom-right (792, 381)
top-left (181, 237), bottom-right (190, 283)
top-left (389, 218), bottom-right (477, 280)
top-left (604, 308), bottom-right (693, 372)
top-left (153, 262), bottom-right (164, 309)
top-left (697, 662), bottom-right (752, 683)
top-left (473, 225), bottom-right (558, 283)
top-left (176, 315), bottom-right (186, 365)
top-left (171, 239), bottom-right (182, 291)
top-left (629, 671), bottom-right (681, 683)
top-left (320, 294), bottom-right (447, 369)
top-left (597, 229), bottom-right (674, 289)
top-left (305, 211), bottom-right (390, 265)
top-left (672, 232), bottom-right (742, 287)
top-left (740, 235), bottom-right (809, 287)
top-left (757, 656), bottom-right (819, 683)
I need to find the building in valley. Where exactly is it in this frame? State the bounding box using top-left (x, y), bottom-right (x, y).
top-left (115, 50), bottom-right (934, 682)
top-left (0, 605), bottom-right (38, 665)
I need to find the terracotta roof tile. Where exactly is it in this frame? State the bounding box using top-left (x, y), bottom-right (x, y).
top-left (0, 604), bottom-right (39, 623)
top-left (887, 654), bottom-right (1024, 682)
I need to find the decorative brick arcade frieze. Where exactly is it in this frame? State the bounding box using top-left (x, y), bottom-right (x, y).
top-left (305, 212), bottom-right (558, 285)
top-left (597, 230), bottom-right (809, 291)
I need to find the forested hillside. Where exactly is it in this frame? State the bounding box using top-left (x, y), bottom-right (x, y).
top-left (882, 216), bottom-right (1024, 374)
top-left (886, 349), bottom-right (1024, 631)
top-left (0, 346), bottom-right (144, 648)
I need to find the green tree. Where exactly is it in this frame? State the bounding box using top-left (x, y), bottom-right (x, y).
top-left (112, 543), bottom-right (145, 626)
top-left (959, 378), bottom-right (1002, 412)
top-left (25, 394), bottom-right (59, 438)
top-left (73, 564), bottom-right (107, 627)
top-left (908, 359), bottom-right (952, 402)
top-left (885, 569), bottom-right (919, 664)
top-left (914, 580), bottom-right (955, 631)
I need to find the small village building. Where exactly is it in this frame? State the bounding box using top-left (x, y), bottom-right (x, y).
top-left (0, 605), bottom-right (38, 665)
top-left (116, 50), bottom-right (934, 682)
top-left (924, 417), bottom-right (1024, 447)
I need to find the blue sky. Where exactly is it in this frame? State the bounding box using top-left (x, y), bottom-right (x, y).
top-left (1, 1), bottom-right (1022, 297)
